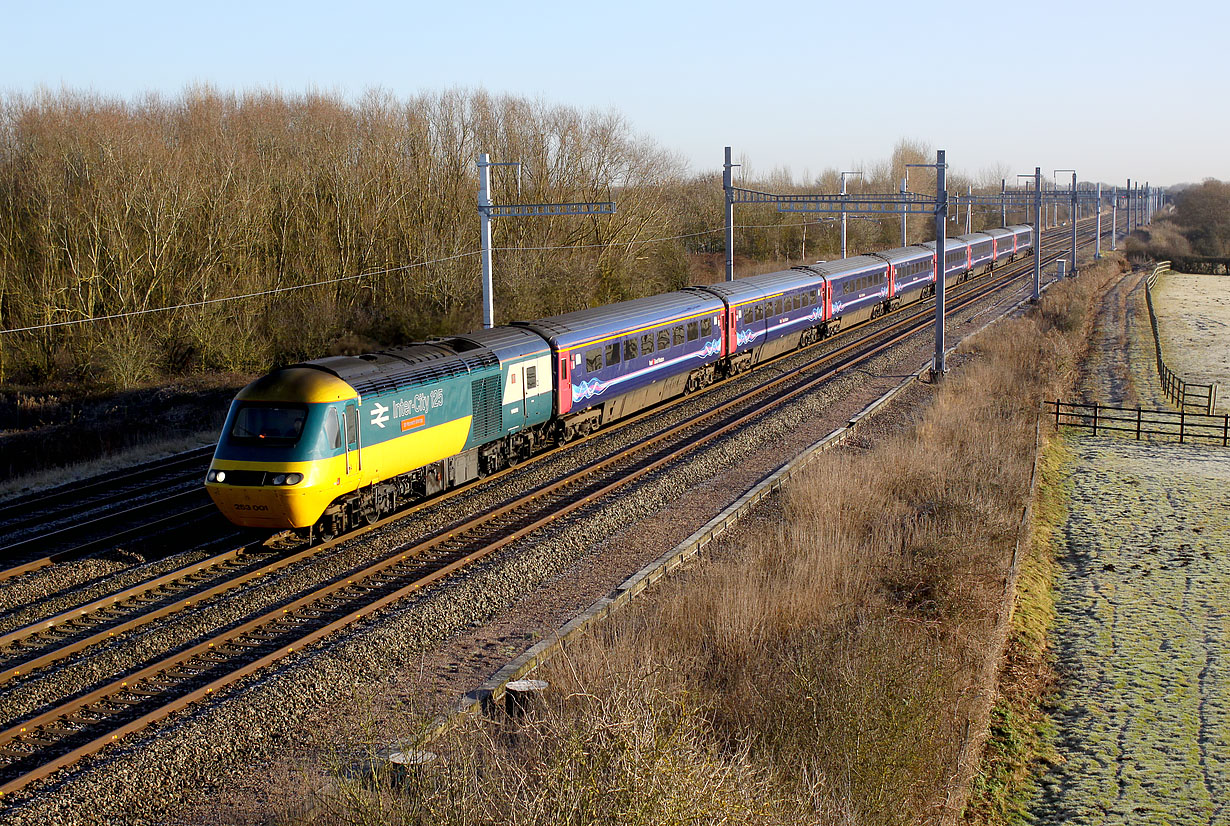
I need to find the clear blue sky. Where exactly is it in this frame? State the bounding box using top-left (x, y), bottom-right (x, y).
top-left (3, 0), bottom-right (1221, 187)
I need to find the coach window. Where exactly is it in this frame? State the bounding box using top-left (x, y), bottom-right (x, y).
top-left (658, 329), bottom-right (670, 351)
top-left (642, 333), bottom-right (654, 355)
top-left (624, 337), bottom-right (638, 361)
top-left (605, 342), bottom-right (620, 367)
top-left (673, 325), bottom-right (685, 346)
top-left (687, 321), bottom-right (699, 341)
top-left (700, 317), bottom-right (712, 337)
top-left (775, 298), bottom-right (783, 315)
top-left (793, 294), bottom-right (801, 310)
top-left (754, 303), bottom-right (763, 321)
top-left (586, 349), bottom-right (602, 372)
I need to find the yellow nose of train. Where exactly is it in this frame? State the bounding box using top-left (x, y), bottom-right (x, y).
top-left (206, 366), bottom-right (358, 530)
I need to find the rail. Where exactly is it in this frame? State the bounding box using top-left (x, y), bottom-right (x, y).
top-left (1046, 400), bottom-right (1230, 447)
top-left (1143, 261), bottom-right (1218, 413)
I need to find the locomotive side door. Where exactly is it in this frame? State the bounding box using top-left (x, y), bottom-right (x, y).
top-left (343, 401), bottom-right (360, 475)
top-left (522, 361), bottom-right (546, 423)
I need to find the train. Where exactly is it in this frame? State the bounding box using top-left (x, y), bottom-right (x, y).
top-left (205, 224), bottom-right (1033, 537)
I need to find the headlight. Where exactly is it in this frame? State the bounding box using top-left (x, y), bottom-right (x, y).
top-left (215, 470), bottom-right (226, 483)
top-left (285, 473), bottom-right (304, 485)
top-left (207, 470), bottom-right (217, 482)
top-left (271, 474), bottom-right (286, 486)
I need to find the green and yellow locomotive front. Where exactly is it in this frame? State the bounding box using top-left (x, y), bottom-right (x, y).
top-left (205, 343), bottom-right (521, 532)
top-left (205, 366), bottom-right (360, 529)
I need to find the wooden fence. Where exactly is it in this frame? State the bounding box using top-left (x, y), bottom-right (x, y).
top-left (1160, 255), bottom-right (1230, 275)
top-left (1143, 262), bottom-right (1218, 413)
top-left (1047, 400), bottom-right (1230, 446)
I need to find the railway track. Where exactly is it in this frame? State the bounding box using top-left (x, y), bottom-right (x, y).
top-left (0, 216), bottom-right (1102, 796)
top-left (0, 217), bottom-right (1104, 799)
top-left (0, 446), bottom-right (213, 530)
top-left (0, 220), bottom-right (1093, 588)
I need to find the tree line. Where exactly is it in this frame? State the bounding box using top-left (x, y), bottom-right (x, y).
top-left (0, 88), bottom-right (1017, 389)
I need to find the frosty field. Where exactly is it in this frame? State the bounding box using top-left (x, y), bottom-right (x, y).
top-left (1029, 436), bottom-right (1230, 825)
top-left (1152, 273), bottom-right (1230, 412)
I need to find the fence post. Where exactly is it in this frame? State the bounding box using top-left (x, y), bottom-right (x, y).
top-left (1180, 409), bottom-right (1185, 443)
top-left (1055, 399), bottom-right (1061, 431)
top-left (1136, 407), bottom-right (1142, 441)
top-left (1223, 413), bottom-right (1227, 448)
top-left (1093, 403), bottom-right (1099, 436)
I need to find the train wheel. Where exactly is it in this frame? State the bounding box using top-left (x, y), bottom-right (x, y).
top-left (314, 516), bottom-right (337, 543)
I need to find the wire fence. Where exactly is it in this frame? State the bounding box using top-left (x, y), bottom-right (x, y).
top-left (1143, 261), bottom-right (1218, 413)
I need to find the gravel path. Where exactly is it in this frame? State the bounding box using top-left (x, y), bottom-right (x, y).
top-left (0, 267), bottom-right (1055, 825)
top-left (1030, 437), bottom-right (1230, 825)
top-left (1077, 269), bottom-right (1167, 409)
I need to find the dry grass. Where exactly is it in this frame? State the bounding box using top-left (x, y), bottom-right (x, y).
top-left (304, 258), bottom-right (1125, 826)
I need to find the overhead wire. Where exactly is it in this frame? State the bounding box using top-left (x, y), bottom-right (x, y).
top-left (1, 211), bottom-right (893, 335)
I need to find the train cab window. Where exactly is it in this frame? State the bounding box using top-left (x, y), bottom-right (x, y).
top-left (323, 410), bottom-right (342, 450)
top-left (687, 321), bottom-right (699, 341)
top-left (624, 338), bottom-right (638, 361)
top-left (673, 325), bottom-right (685, 346)
top-left (231, 404), bottom-right (308, 445)
top-left (525, 365), bottom-right (538, 389)
top-left (586, 349), bottom-right (602, 372)
top-left (605, 342), bottom-right (621, 367)
top-left (754, 303), bottom-right (763, 321)
top-left (700, 317), bottom-right (712, 337)
top-left (658, 329), bottom-right (670, 351)
top-left (642, 333), bottom-right (655, 355)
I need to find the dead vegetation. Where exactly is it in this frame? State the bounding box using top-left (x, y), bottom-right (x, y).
top-left (0, 89), bottom-right (1024, 394)
top-left (298, 258), bottom-right (1125, 825)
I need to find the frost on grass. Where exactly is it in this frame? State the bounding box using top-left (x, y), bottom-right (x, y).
top-left (1151, 273), bottom-right (1230, 412)
top-left (1029, 435), bottom-right (1230, 825)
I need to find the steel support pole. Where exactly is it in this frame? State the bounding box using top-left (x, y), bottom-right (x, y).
top-left (966, 184), bottom-right (972, 234)
top-left (1001, 178), bottom-right (1006, 227)
top-left (723, 147), bottom-right (735, 282)
top-left (901, 177), bottom-right (908, 247)
top-left (478, 153), bottom-right (495, 329)
top-left (934, 150), bottom-right (948, 378)
top-left (1070, 172), bottom-right (1078, 276)
top-left (1145, 182), bottom-right (1150, 224)
top-left (1033, 167), bottom-right (1041, 300)
top-left (1127, 178), bottom-right (1133, 233)
top-left (1095, 182), bottom-right (1103, 258)
top-left (840, 178), bottom-right (848, 259)
top-left (1111, 186), bottom-right (1118, 250)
